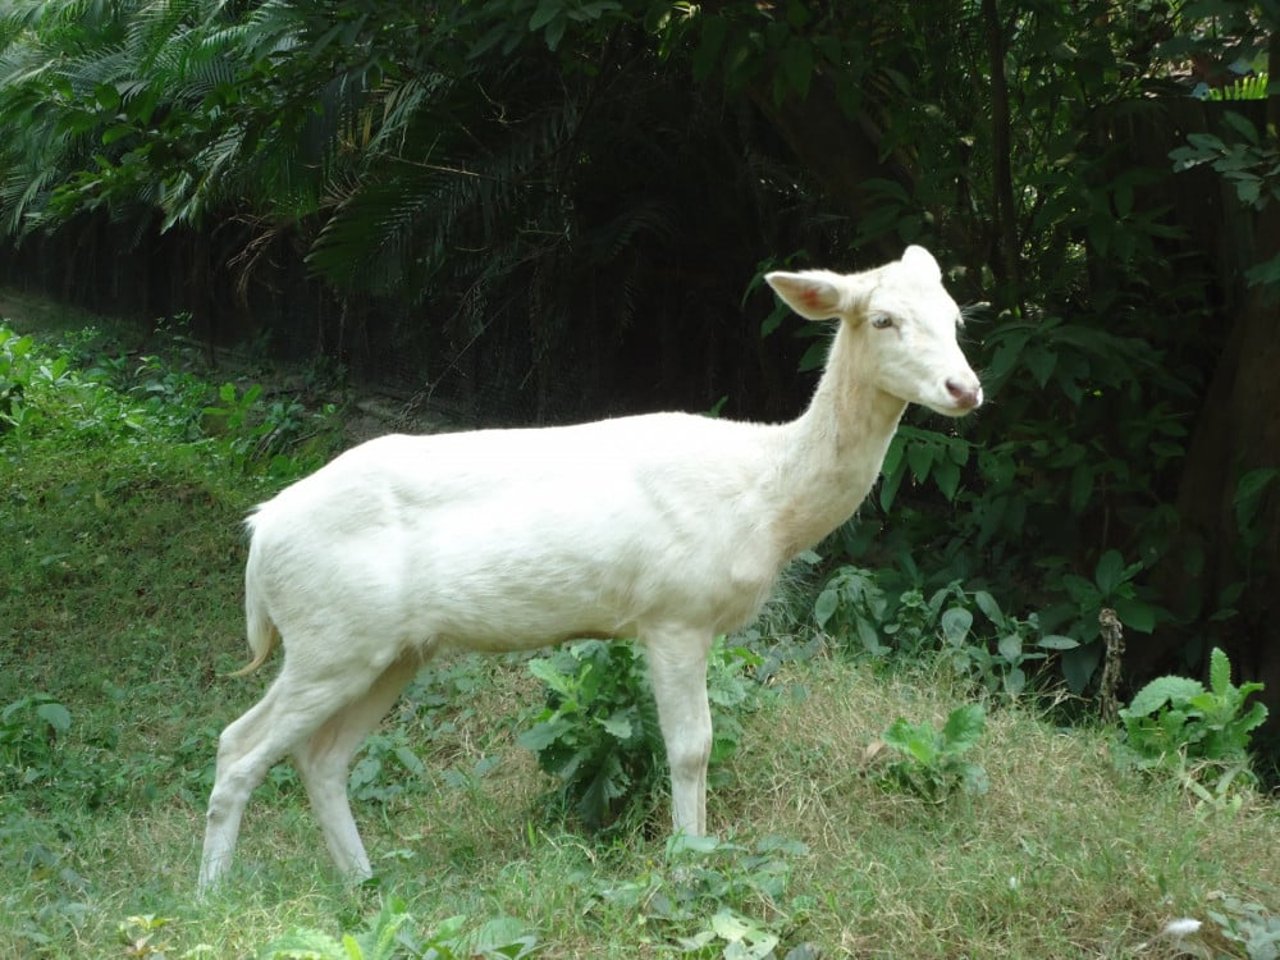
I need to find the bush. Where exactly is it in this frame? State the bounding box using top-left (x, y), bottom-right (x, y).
top-left (1117, 646), bottom-right (1268, 778)
top-left (518, 637), bottom-right (760, 831)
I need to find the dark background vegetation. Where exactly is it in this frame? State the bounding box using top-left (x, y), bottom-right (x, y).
top-left (2, 0), bottom-right (1278, 745)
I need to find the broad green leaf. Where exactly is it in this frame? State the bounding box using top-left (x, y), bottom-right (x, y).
top-left (1038, 634), bottom-right (1079, 650)
top-left (1113, 596), bottom-right (1156, 634)
top-left (1186, 132), bottom-right (1225, 152)
top-left (456, 915), bottom-right (535, 956)
top-left (35, 702), bottom-right (71, 733)
top-left (883, 718), bottom-right (930, 757)
top-left (258, 928), bottom-right (345, 957)
top-left (1003, 667), bottom-right (1026, 697)
top-left (857, 619), bottom-right (888, 656)
top-left (813, 587), bottom-right (838, 628)
top-left (94, 82), bottom-right (120, 112)
top-left (941, 703), bottom-right (985, 753)
top-left (780, 38), bottom-right (814, 99)
top-left (710, 909), bottom-right (754, 940)
top-left (1209, 646), bottom-right (1231, 697)
top-left (973, 591), bottom-right (1004, 628)
top-left (600, 713), bottom-right (632, 740)
top-left (692, 15), bottom-right (728, 82)
top-left (529, 0), bottom-right (561, 30)
top-left (933, 460), bottom-right (960, 502)
top-left (527, 657), bottom-right (577, 698)
top-left (905, 732), bottom-right (939, 765)
top-left (392, 745), bottom-right (425, 776)
top-left (1093, 550), bottom-right (1126, 595)
top-left (961, 761), bottom-right (990, 796)
top-left (1237, 700), bottom-right (1269, 733)
top-left (940, 607), bottom-right (972, 645)
top-left (102, 124), bottom-right (134, 146)
top-left (1221, 109), bottom-right (1260, 144)
top-left (516, 718), bottom-right (571, 752)
top-left (544, 14), bottom-right (567, 51)
top-left (667, 833), bottom-right (723, 856)
top-left (906, 440), bottom-right (934, 482)
top-left (1024, 343), bottom-right (1057, 386)
top-left (1122, 676), bottom-right (1204, 718)
top-left (946, 436), bottom-right (971, 465)
top-left (1234, 467), bottom-right (1279, 532)
top-left (997, 633), bottom-right (1022, 661)
top-left (1245, 253), bottom-right (1280, 288)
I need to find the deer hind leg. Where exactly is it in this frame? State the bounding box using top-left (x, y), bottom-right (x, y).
top-left (642, 626), bottom-right (714, 837)
top-left (291, 653), bottom-right (421, 881)
top-left (198, 654), bottom-right (389, 894)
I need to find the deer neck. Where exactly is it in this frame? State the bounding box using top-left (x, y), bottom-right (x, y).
top-left (769, 323), bottom-right (907, 558)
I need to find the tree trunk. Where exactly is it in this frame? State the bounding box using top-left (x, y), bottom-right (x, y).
top-left (982, 0), bottom-right (1020, 297)
top-left (1161, 29), bottom-right (1280, 726)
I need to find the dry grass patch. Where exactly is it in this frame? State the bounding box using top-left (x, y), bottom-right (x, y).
top-left (721, 657), bottom-right (1280, 958)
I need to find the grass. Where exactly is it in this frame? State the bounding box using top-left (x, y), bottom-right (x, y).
top-left (3, 306), bottom-right (1279, 959)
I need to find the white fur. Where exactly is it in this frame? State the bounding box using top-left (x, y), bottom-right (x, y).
top-left (197, 246), bottom-right (982, 892)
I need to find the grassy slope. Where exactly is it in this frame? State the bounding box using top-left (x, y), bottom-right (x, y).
top-left (2, 307), bottom-right (1278, 959)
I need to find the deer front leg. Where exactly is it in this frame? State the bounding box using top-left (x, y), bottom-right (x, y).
top-left (643, 628), bottom-right (713, 836)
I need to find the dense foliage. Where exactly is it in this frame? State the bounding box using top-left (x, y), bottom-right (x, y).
top-left (1, 3), bottom-right (1278, 731)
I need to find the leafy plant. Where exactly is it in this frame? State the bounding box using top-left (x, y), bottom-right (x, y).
top-left (1117, 646), bottom-right (1268, 777)
top-left (519, 637), bottom-right (758, 831)
top-left (348, 729), bottom-right (428, 805)
top-left (202, 381), bottom-right (335, 476)
top-left (1043, 550), bottom-right (1160, 694)
top-left (117, 914), bottom-right (176, 959)
top-left (257, 897), bottom-right (538, 960)
top-left (942, 591), bottom-right (1078, 698)
top-left (1206, 893), bottom-right (1280, 960)
top-left (813, 566), bottom-right (889, 656)
top-left (873, 703), bottom-right (989, 802)
top-left (1171, 116), bottom-right (1279, 209)
top-left (0, 693), bottom-right (72, 790)
top-left (591, 834), bottom-right (814, 959)
top-left (813, 566), bottom-right (1078, 696)
top-left (881, 580), bottom-right (969, 659)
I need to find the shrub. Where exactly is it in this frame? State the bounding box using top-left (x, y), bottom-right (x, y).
top-left (1117, 646), bottom-right (1268, 778)
top-left (518, 637), bottom-right (759, 831)
top-left (872, 702), bottom-right (989, 801)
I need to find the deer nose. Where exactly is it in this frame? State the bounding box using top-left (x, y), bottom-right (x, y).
top-left (945, 377), bottom-right (983, 410)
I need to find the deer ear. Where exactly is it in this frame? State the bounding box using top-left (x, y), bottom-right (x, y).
top-left (901, 246), bottom-right (941, 282)
top-left (765, 270), bottom-right (850, 320)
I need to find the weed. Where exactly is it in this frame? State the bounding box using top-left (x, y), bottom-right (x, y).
top-left (257, 897), bottom-right (538, 960)
top-left (813, 565), bottom-right (1078, 697)
top-left (590, 834), bottom-right (813, 958)
top-left (871, 702), bottom-right (989, 801)
top-left (813, 566), bottom-right (889, 656)
top-left (942, 592), bottom-right (1078, 698)
top-left (518, 638), bottom-right (760, 831)
top-left (1042, 549), bottom-right (1163, 693)
top-left (117, 914), bottom-right (178, 958)
top-left (0, 693), bottom-right (72, 790)
top-left (349, 728), bottom-right (429, 805)
top-left (1117, 646), bottom-right (1268, 782)
top-left (203, 380), bottom-right (339, 477)
top-left (1206, 893), bottom-right (1280, 959)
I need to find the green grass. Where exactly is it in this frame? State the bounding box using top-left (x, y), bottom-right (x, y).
top-left (3, 309), bottom-right (1279, 959)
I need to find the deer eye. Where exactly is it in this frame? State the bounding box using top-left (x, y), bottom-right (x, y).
top-left (870, 313), bottom-right (894, 330)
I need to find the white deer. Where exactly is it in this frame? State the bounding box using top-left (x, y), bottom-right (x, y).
top-left (198, 245), bottom-right (982, 892)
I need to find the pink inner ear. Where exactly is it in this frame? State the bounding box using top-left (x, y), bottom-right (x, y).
top-left (800, 288), bottom-right (821, 310)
